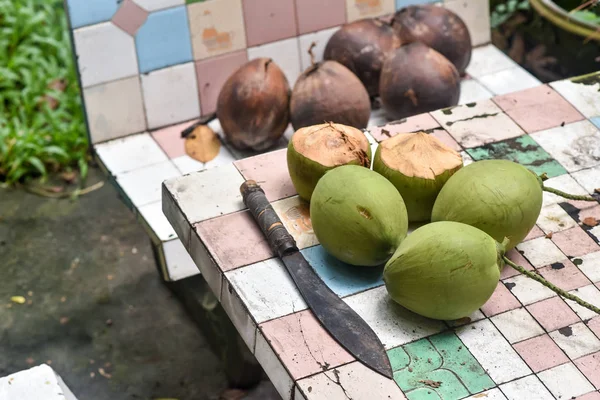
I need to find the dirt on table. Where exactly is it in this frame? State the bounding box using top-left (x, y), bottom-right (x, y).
top-left (0, 166), bottom-right (279, 400)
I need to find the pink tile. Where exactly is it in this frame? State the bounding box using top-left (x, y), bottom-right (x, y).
top-left (552, 227), bottom-right (600, 258)
top-left (243, 0), bottom-right (297, 46)
top-left (579, 205), bottom-right (600, 224)
top-left (493, 85), bottom-right (584, 133)
top-left (574, 351), bottom-right (600, 389)
top-left (369, 113), bottom-right (440, 142)
top-left (150, 120), bottom-right (198, 158)
top-left (196, 211), bottom-right (274, 271)
top-left (112, 0), bottom-right (149, 36)
top-left (295, 0), bottom-right (346, 34)
top-left (481, 282), bottom-right (522, 317)
top-left (524, 225), bottom-right (545, 241)
top-left (538, 259), bottom-right (592, 292)
top-left (513, 334), bottom-right (569, 372)
top-left (527, 296), bottom-right (580, 331)
top-left (195, 50), bottom-right (248, 115)
top-left (429, 129), bottom-right (461, 152)
top-left (234, 149), bottom-right (296, 202)
top-left (501, 248), bottom-right (534, 279)
top-left (259, 310), bottom-right (354, 379)
top-left (576, 392), bottom-right (600, 400)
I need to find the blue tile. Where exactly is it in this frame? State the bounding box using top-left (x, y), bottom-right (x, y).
top-left (590, 117), bottom-right (600, 130)
top-left (300, 245), bottom-right (385, 297)
top-left (135, 6), bottom-right (193, 73)
top-left (66, 0), bottom-right (119, 29)
top-left (395, 0), bottom-right (437, 10)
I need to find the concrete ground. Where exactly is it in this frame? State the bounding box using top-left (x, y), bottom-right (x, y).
top-left (0, 166), bottom-right (279, 400)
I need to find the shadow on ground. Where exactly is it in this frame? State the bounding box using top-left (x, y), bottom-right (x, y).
top-left (0, 167), bottom-right (279, 400)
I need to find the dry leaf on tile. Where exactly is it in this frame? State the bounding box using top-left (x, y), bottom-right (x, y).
top-left (185, 125), bottom-right (220, 163)
top-left (582, 217), bottom-right (598, 227)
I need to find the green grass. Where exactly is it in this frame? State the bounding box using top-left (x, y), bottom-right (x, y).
top-left (0, 0), bottom-right (88, 186)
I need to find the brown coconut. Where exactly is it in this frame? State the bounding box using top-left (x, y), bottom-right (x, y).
top-left (379, 42), bottom-right (460, 120)
top-left (216, 58), bottom-right (290, 151)
top-left (391, 4), bottom-right (472, 75)
top-left (323, 18), bottom-right (402, 97)
top-left (290, 45), bottom-right (371, 130)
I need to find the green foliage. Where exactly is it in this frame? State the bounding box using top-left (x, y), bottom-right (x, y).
top-left (0, 0), bottom-right (88, 185)
top-left (491, 0), bottom-right (531, 29)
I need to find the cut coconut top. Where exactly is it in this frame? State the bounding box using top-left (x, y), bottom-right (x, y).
top-left (379, 131), bottom-right (462, 179)
top-left (291, 122), bottom-right (370, 167)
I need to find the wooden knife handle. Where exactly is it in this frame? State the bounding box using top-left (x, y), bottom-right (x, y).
top-left (240, 180), bottom-right (298, 258)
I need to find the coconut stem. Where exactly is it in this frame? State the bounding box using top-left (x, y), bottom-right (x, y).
top-left (543, 185), bottom-right (598, 202)
top-left (503, 256), bottom-right (600, 315)
top-left (308, 42), bottom-right (317, 66)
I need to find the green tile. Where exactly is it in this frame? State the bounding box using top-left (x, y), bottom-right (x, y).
top-left (186, 0), bottom-right (206, 3)
top-left (389, 332), bottom-right (495, 400)
top-left (429, 332), bottom-right (495, 393)
top-left (466, 134), bottom-right (567, 178)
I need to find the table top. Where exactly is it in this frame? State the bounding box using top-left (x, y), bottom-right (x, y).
top-left (162, 72), bottom-right (600, 400)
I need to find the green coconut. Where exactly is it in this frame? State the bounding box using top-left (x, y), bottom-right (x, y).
top-left (310, 165), bottom-right (409, 266)
top-left (384, 221), bottom-right (503, 320)
top-left (373, 131), bottom-right (463, 222)
top-left (287, 122), bottom-right (372, 202)
top-left (431, 159), bottom-right (543, 250)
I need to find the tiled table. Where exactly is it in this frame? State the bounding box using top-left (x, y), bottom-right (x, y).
top-left (162, 71), bottom-right (600, 400)
top-left (94, 42), bottom-right (543, 282)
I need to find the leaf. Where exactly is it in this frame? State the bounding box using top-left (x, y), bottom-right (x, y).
top-left (26, 156), bottom-right (46, 175)
top-left (583, 217), bottom-right (599, 227)
top-left (184, 125), bottom-right (221, 163)
top-left (10, 296), bottom-right (26, 304)
top-left (419, 379), bottom-right (442, 388)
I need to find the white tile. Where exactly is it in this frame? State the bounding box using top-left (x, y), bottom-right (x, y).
top-left (551, 77), bottom-right (600, 118)
top-left (247, 37), bottom-right (302, 86)
top-left (255, 330), bottom-right (295, 400)
top-left (163, 238), bottom-right (200, 281)
top-left (499, 375), bottom-right (554, 400)
top-left (0, 364), bottom-right (78, 400)
top-left (344, 286), bottom-right (446, 350)
top-left (536, 203), bottom-right (579, 234)
top-left (138, 201), bottom-right (177, 242)
top-left (459, 79), bottom-right (494, 104)
top-left (171, 147), bottom-right (236, 175)
top-left (141, 62), bottom-right (201, 129)
top-left (530, 120), bottom-right (600, 173)
top-left (74, 22), bottom-right (138, 88)
top-left (133, 0), bottom-right (183, 12)
top-left (367, 108), bottom-right (389, 128)
top-left (461, 151), bottom-right (474, 166)
top-left (162, 163), bottom-right (245, 224)
top-left (572, 165), bottom-right (600, 194)
top-left (537, 362), bottom-right (596, 399)
top-left (95, 132), bottom-right (167, 175)
top-left (479, 67), bottom-right (542, 96)
top-left (456, 319), bottom-right (531, 384)
top-left (565, 284), bottom-right (600, 321)
top-left (516, 236), bottom-right (566, 267)
top-left (83, 76), bottom-right (146, 143)
top-left (431, 100), bottom-right (524, 148)
top-left (443, 0), bottom-right (491, 46)
top-left (220, 274), bottom-right (257, 351)
top-left (549, 322), bottom-right (600, 359)
top-left (490, 308), bottom-right (544, 343)
top-left (502, 274), bottom-right (556, 306)
top-left (116, 160), bottom-right (180, 207)
top-left (296, 361), bottom-right (407, 400)
top-left (578, 251), bottom-right (600, 283)
top-left (466, 44), bottom-right (518, 78)
top-left (363, 130), bottom-right (379, 158)
top-left (226, 258), bottom-right (308, 323)
top-left (298, 27), bottom-right (340, 71)
top-left (446, 309), bottom-right (486, 327)
top-left (294, 387), bottom-right (306, 400)
top-left (161, 182), bottom-right (192, 249)
top-left (464, 388), bottom-right (507, 400)
top-left (542, 173), bottom-right (589, 207)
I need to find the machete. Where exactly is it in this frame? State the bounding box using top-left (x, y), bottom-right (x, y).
top-left (240, 180), bottom-right (393, 379)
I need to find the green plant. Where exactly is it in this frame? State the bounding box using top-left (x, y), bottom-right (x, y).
top-left (491, 0), bottom-right (531, 28)
top-left (0, 0), bottom-right (88, 186)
